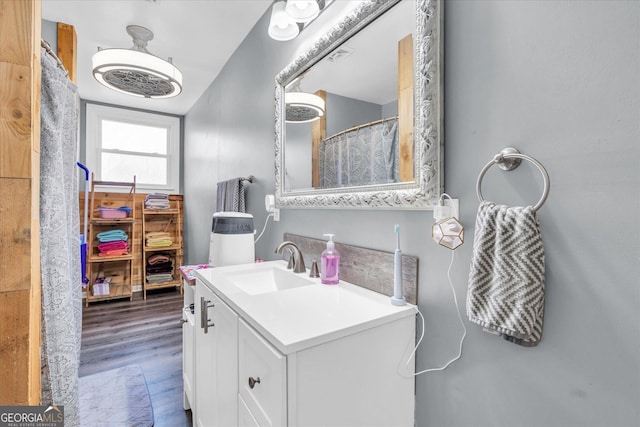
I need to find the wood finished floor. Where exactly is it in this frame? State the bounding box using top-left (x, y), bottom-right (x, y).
top-left (80, 288), bottom-right (192, 427)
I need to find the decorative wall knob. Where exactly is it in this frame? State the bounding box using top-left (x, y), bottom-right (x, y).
top-left (248, 376), bottom-right (261, 389)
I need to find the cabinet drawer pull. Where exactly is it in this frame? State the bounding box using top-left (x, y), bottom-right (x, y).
top-left (200, 297), bottom-right (216, 333)
top-left (248, 376), bottom-right (261, 389)
top-left (200, 297), bottom-right (206, 329)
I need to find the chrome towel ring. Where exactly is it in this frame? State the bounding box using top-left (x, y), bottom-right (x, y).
top-left (476, 147), bottom-right (550, 212)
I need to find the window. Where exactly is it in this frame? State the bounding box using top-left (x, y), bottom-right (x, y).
top-left (85, 103), bottom-right (181, 194)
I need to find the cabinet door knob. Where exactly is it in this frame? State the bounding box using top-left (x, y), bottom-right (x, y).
top-left (248, 376), bottom-right (261, 389)
top-left (180, 318), bottom-right (188, 325)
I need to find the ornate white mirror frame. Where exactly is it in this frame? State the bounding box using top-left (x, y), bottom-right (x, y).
top-left (275, 0), bottom-right (443, 209)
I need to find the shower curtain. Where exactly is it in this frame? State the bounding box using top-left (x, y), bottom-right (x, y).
top-left (39, 47), bottom-right (81, 426)
top-left (319, 117), bottom-right (399, 188)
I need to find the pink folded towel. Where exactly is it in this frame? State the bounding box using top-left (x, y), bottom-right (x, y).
top-left (98, 240), bottom-right (128, 252)
top-left (148, 254), bottom-right (170, 265)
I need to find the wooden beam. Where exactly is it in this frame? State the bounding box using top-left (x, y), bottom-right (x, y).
top-left (0, 179), bottom-right (33, 293)
top-left (398, 34), bottom-right (414, 182)
top-left (0, 290), bottom-right (32, 402)
top-left (311, 90), bottom-right (326, 188)
top-left (0, 62), bottom-right (32, 178)
top-left (0, 0), bottom-right (41, 405)
top-left (57, 22), bottom-right (76, 83)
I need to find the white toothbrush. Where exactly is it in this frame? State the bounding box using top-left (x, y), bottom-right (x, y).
top-left (391, 224), bottom-right (406, 306)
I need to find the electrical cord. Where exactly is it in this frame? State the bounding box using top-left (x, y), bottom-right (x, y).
top-left (407, 249), bottom-right (467, 375)
top-left (254, 213), bottom-right (273, 243)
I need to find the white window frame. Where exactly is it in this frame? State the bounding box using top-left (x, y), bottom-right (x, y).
top-left (85, 103), bottom-right (181, 194)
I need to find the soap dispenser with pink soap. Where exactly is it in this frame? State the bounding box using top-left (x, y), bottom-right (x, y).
top-left (320, 233), bottom-right (340, 285)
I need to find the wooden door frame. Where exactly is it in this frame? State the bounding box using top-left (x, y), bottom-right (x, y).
top-left (0, 0), bottom-right (41, 405)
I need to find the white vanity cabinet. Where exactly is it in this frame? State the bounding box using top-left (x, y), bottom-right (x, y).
top-left (237, 315), bottom-right (415, 427)
top-left (239, 394), bottom-right (261, 427)
top-left (238, 319), bottom-right (287, 427)
top-left (182, 279), bottom-right (195, 411)
top-left (194, 280), bottom-right (239, 427)
top-left (193, 261), bottom-right (416, 427)
top-left (182, 303), bottom-right (195, 411)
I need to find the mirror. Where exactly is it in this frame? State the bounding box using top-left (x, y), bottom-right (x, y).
top-left (275, 0), bottom-right (442, 209)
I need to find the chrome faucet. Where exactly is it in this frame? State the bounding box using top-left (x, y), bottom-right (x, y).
top-left (275, 241), bottom-right (306, 273)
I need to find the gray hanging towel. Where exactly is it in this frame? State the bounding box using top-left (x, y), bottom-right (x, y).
top-left (216, 177), bottom-right (246, 212)
top-left (466, 201), bottom-right (546, 347)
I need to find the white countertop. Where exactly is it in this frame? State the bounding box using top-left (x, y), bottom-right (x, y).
top-left (196, 260), bottom-right (416, 354)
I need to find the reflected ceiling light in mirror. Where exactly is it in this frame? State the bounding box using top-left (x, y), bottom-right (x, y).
top-left (285, 92), bottom-right (325, 122)
top-left (268, 1), bottom-right (300, 41)
top-left (286, 0), bottom-right (320, 23)
top-left (285, 77), bottom-right (324, 123)
top-left (92, 25), bottom-right (182, 99)
top-left (269, 0), bottom-right (333, 41)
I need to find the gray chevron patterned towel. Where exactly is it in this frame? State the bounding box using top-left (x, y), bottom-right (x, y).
top-left (216, 178), bottom-right (246, 213)
top-left (466, 201), bottom-right (545, 347)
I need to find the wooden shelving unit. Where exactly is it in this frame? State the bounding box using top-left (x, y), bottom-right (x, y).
top-left (85, 174), bottom-right (136, 307)
top-left (142, 203), bottom-right (183, 299)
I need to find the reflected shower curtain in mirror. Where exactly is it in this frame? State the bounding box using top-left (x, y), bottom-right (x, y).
top-left (40, 48), bottom-right (81, 426)
top-left (319, 117), bottom-right (399, 188)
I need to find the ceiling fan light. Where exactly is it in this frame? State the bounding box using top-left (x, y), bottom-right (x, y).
top-left (285, 91), bottom-right (325, 123)
top-left (91, 26), bottom-right (182, 98)
top-left (269, 1), bottom-right (300, 41)
top-left (285, 0), bottom-right (320, 23)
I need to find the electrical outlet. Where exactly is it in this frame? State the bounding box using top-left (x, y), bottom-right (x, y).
top-left (265, 194), bottom-right (280, 222)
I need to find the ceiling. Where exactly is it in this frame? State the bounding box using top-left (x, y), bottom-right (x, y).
top-left (299, 0), bottom-right (414, 106)
top-left (42, 0), bottom-right (272, 115)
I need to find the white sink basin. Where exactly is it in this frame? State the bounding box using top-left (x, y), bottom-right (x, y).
top-left (223, 265), bottom-right (314, 295)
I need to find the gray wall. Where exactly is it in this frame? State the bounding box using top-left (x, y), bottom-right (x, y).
top-left (326, 92), bottom-right (382, 135)
top-left (284, 122), bottom-right (312, 190)
top-left (381, 99), bottom-right (398, 118)
top-left (183, 1), bottom-right (639, 426)
top-left (42, 19), bottom-right (57, 48)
